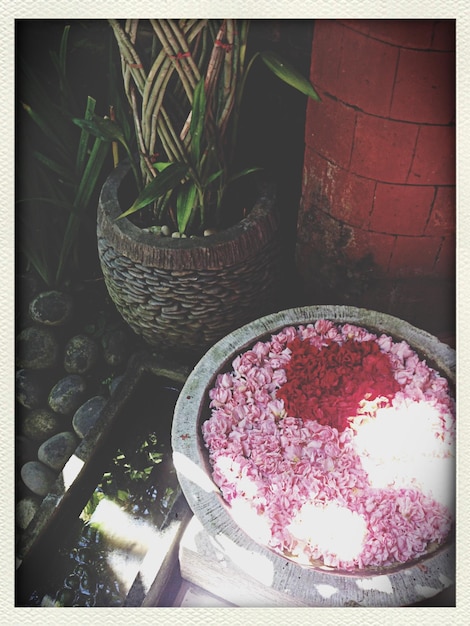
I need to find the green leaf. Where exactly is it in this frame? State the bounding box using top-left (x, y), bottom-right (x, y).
top-left (16, 196), bottom-right (73, 211)
top-left (176, 181), bottom-right (198, 233)
top-left (260, 51), bottom-right (321, 101)
top-left (49, 25), bottom-right (74, 108)
top-left (117, 489), bottom-right (129, 502)
top-left (56, 136), bottom-right (110, 284)
top-left (148, 451), bottom-right (163, 464)
top-left (153, 161), bottom-right (173, 173)
top-left (75, 96), bottom-right (97, 178)
top-left (73, 114), bottom-right (138, 186)
top-left (190, 79), bottom-right (206, 166)
top-left (58, 25), bottom-right (70, 77)
top-left (163, 486), bottom-right (175, 499)
top-left (73, 136), bottom-right (109, 211)
top-left (32, 150), bottom-right (74, 181)
top-left (118, 162), bottom-right (188, 219)
top-left (72, 115), bottom-right (127, 144)
top-left (206, 169), bottom-right (224, 185)
top-left (22, 102), bottom-right (70, 156)
top-left (227, 166), bottom-right (263, 185)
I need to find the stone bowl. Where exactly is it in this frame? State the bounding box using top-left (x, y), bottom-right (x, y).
top-left (171, 305), bottom-right (456, 606)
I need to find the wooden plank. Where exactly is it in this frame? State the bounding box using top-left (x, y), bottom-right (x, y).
top-left (173, 580), bottom-right (235, 607)
top-left (125, 493), bottom-right (193, 607)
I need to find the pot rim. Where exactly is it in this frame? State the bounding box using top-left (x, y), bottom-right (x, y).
top-left (97, 160), bottom-right (279, 270)
top-left (172, 305), bottom-right (455, 604)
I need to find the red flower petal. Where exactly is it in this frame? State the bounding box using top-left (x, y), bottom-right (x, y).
top-left (277, 339), bottom-right (400, 431)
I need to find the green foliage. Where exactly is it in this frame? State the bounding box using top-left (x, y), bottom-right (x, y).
top-left (119, 161), bottom-right (189, 220)
top-left (17, 24), bottom-right (129, 287)
top-left (81, 489), bottom-right (105, 522)
top-left (78, 19), bottom-right (320, 235)
top-left (259, 51), bottom-right (321, 101)
top-left (80, 430), bottom-right (167, 524)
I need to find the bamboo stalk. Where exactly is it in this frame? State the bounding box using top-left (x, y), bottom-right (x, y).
top-left (130, 85), bottom-right (155, 182)
top-left (147, 19), bottom-right (211, 157)
top-left (150, 19), bottom-right (198, 103)
top-left (159, 107), bottom-right (188, 163)
top-left (205, 21), bottom-right (225, 95)
top-left (217, 20), bottom-right (239, 137)
top-left (108, 19), bottom-right (146, 95)
top-left (107, 18), bottom-right (252, 230)
top-left (196, 21), bottom-right (225, 146)
top-left (145, 68), bottom-right (172, 158)
top-left (142, 52), bottom-right (172, 155)
top-left (167, 18), bottom-right (203, 85)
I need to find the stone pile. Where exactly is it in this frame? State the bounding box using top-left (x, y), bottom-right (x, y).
top-left (16, 289), bottom-right (132, 533)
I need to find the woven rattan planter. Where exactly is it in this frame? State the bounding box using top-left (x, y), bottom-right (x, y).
top-left (172, 305), bottom-right (456, 606)
top-left (97, 161), bottom-right (280, 355)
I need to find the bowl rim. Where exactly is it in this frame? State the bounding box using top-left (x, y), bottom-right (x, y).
top-left (97, 159), bottom-right (279, 270)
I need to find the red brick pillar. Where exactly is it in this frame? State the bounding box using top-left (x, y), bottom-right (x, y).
top-left (296, 19), bottom-right (455, 335)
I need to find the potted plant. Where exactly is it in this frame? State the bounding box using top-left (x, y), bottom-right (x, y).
top-left (80, 19), bottom-right (319, 356)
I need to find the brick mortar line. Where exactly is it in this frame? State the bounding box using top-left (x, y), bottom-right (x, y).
top-left (335, 20), bottom-right (455, 54)
top-left (317, 90), bottom-right (455, 128)
top-left (304, 203), bottom-right (452, 248)
top-left (308, 149), bottom-right (455, 190)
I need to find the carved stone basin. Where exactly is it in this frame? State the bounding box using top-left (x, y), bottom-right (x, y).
top-left (172, 305), bottom-right (456, 607)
